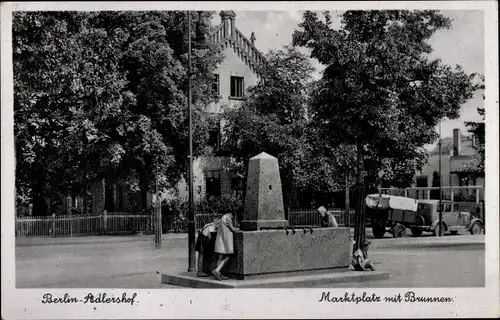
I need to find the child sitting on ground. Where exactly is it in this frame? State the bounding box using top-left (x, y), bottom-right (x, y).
top-left (352, 240), bottom-right (376, 271)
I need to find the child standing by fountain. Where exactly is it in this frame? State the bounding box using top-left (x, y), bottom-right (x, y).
top-left (212, 210), bottom-right (239, 281)
top-left (195, 221), bottom-right (217, 277)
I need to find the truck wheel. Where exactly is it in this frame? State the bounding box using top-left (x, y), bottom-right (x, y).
top-left (372, 224), bottom-right (386, 239)
top-left (411, 227), bottom-right (423, 237)
top-left (470, 222), bottom-right (483, 235)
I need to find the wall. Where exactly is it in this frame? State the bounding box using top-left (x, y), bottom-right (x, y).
top-left (184, 40), bottom-right (260, 202)
top-left (206, 42), bottom-right (259, 114)
top-left (415, 153), bottom-right (452, 187)
top-left (413, 132), bottom-right (482, 189)
top-left (411, 131), bottom-right (484, 201)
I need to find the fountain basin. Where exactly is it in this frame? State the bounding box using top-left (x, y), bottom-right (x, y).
top-left (224, 227), bottom-right (351, 280)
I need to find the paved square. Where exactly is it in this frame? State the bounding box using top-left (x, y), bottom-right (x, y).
top-left (15, 233), bottom-right (485, 288)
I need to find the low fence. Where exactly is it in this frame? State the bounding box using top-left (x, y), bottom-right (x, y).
top-left (288, 208), bottom-right (355, 227)
top-left (16, 212), bottom-right (154, 237)
top-left (16, 211), bottom-right (224, 237)
top-left (194, 209), bottom-right (356, 230)
top-left (16, 208), bottom-right (359, 237)
top-left (195, 213), bottom-right (223, 230)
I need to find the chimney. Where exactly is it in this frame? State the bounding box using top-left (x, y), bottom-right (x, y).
top-left (250, 32), bottom-right (256, 45)
top-left (220, 11), bottom-right (236, 39)
top-left (452, 128), bottom-right (461, 156)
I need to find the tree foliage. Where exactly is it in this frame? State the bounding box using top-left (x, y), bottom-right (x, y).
top-left (292, 10), bottom-right (483, 189)
top-left (292, 10), bottom-right (483, 247)
top-left (222, 46), bottom-right (315, 205)
top-left (13, 11), bottom-right (223, 214)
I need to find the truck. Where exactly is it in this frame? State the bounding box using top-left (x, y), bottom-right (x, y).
top-left (365, 194), bottom-right (484, 238)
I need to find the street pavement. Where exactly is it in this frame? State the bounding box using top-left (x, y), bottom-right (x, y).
top-left (15, 229), bottom-right (485, 288)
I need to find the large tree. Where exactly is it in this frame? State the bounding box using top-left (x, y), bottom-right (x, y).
top-left (14, 12), bottom-right (135, 214)
top-left (88, 11), bottom-right (224, 206)
top-left (294, 124), bottom-right (358, 208)
top-left (13, 11), bottom-right (223, 215)
top-left (293, 10), bottom-right (483, 248)
top-left (222, 46), bottom-right (315, 206)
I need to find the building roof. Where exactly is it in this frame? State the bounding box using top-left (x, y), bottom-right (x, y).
top-left (430, 134), bottom-right (477, 156)
top-left (429, 131), bottom-right (482, 173)
top-left (209, 11), bottom-right (266, 76)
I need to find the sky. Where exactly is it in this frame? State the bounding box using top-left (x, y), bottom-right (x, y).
top-left (211, 10), bottom-right (485, 143)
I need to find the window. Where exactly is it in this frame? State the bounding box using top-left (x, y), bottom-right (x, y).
top-left (230, 76), bottom-right (244, 98)
top-left (212, 74), bottom-right (220, 95)
top-left (416, 176), bottom-right (428, 199)
top-left (208, 129), bottom-right (220, 151)
top-left (440, 203), bottom-right (452, 212)
top-left (416, 176), bottom-right (428, 187)
top-left (205, 171), bottom-right (221, 200)
top-left (231, 177), bottom-right (244, 199)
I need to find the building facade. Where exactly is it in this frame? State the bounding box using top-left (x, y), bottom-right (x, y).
top-left (412, 128), bottom-right (485, 201)
top-left (178, 11), bottom-right (266, 203)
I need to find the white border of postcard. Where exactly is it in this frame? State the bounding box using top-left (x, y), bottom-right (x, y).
top-left (2, 1), bottom-right (499, 319)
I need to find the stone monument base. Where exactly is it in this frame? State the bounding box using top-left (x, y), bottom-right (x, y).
top-left (161, 268), bottom-right (389, 288)
top-left (224, 227), bottom-right (351, 279)
top-left (161, 227), bottom-right (393, 288)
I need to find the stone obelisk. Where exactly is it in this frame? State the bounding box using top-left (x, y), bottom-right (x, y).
top-left (239, 152), bottom-right (288, 231)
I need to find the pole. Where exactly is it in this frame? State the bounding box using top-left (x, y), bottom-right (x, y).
top-left (155, 172), bottom-right (162, 249)
top-left (67, 195), bottom-right (73, 237)
top-left (52, 213), bottom-right (56, 237)
top-left (438, 120), bottom-right (443, 236)
top-left (187, 12), bottom-right (196, 272)
top-left (345, 169), bottom-right (350, 232)
top-left (354, 139), bottom-right (366, 250)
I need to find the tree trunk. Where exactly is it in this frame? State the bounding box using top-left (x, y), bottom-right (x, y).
top-left (354, 140), bottom-right (366, 251)
top-left (83, 187), bottom-right (88, 215)
top-left (140, 172), bottom-right (151, 211)
top-left (345, 169), bottom-right (350, 229)
top-left (112, 182), bottom-right (118, 212)
top-left (32, 179), bottom-right (48, 216)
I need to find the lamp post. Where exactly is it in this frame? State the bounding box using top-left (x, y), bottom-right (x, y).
top-left (155, 170), bottom-right (161, 249)
top-left (187, 11), bottom-right (208, 272)
top-left (438, 120), bottom-right (443, 236)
